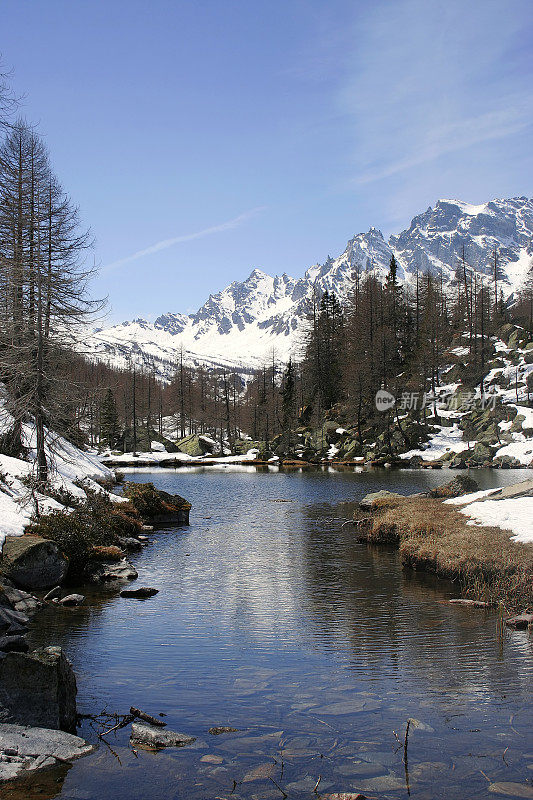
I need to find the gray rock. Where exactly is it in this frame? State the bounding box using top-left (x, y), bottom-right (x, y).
top-left (0, 722), bottom-right (93, 783)
top-left (359, 491), bottom-right (404, 510)
top-left (0, 536), bottom-right (68, 590)
top-left (130, 722), bottom-right (196, 749)
top-left (2, 585), bottom-right (41, 614)
top-left (0, 604), bottom-right (29, 632)
top-left (87, 558), bottom-right (138, 583)
top-left (0, 646), bottom-right (77, 731)
top-left (59, 594), bottom-right (85, 606)
top-left (120, 587), bottom-right (158, 599)
top-left (116, 536), bottom-right (142, 551)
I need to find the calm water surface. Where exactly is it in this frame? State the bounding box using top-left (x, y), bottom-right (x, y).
top-left (18, 468), bottom-right (533, 800)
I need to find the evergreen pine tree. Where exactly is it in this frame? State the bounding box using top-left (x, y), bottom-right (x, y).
top-left (99, 388), bottom-right (120, 449)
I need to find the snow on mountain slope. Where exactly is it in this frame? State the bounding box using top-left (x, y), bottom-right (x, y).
top-left (85, 197), bottom-right (533, 377)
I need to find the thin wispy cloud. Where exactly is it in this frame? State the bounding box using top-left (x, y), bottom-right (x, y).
top-left (335, 0), bottom-right (533, 222)
top-left (103, 207), bottom-right (265, 272)
top-left (355, 103), bottom-right (532, 185)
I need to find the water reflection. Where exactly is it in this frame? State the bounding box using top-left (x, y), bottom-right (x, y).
top-left (24, 468), bottom-right (533, 800)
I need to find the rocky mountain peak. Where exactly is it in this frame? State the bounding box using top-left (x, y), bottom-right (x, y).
top-left (85, 196), bottom-right (533, 377)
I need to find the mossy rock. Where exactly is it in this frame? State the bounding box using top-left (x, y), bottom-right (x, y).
top-left (496, 323), bottom-right (516, 343)
top-left (359, 490), bottom-right (404, 510)
top-left (177, 434), bottom-right (216, 456)
top-left (430, 475), bottom-right (479, 498)
top-left (508, 329), bottom-right (529, 349)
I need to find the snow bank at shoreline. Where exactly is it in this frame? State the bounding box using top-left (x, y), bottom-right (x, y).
top-left (445, 484), bottom-right (533, 544)
top-left (99, 448), bottom-right (260, 465)
top-left (0, 391), bottom-right (115, 549)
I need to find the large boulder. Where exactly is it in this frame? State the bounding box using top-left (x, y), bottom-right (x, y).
top-left (0, 722), bottom-right (93, 783)
top-left (0, 536), bottom-right (68, 590)
top-left (0, 646), bottom-right (77, 732)
top-left (430, 476), bottom-right (479, 498)
top-left (177, 434), bottom-right (216, 456)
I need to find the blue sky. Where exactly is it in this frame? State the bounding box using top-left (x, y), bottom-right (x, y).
top-left (2, 0), bottom-right (532, 322)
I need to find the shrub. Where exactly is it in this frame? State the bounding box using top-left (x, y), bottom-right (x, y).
top-left (26, 509), bottom-right (115, 576)
top-left (89, 545), bottom-right (124, 561)
top-left (122, 482), bottom-right (189, 517)
top-left (25, 486), bottom-right (137, 578)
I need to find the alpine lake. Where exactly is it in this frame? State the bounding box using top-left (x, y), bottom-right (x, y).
top-left (9, 466), bottom-right (533, 800)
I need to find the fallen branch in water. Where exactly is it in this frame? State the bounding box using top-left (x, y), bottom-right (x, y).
top-left (130, 706), bottom-right (167, 727)
top-left (99, 713), bottom-right (135, 738)
top-left (269, 777), bottom-right (288, 798)
top-left (403, 719), bottom-right (412, 796)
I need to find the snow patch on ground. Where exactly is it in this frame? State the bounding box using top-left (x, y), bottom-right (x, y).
top-left (400, 424), bottom-right (472, 460)
top-left (0, 388), bottom-right (116, 549)
top-left (460, 497), bottom-right (533, 544)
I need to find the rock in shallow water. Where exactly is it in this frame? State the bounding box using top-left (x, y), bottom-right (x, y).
top-left (505, 614), bottom-right (533, 630)
top-left (208, 726), bottom-right (239, 735)
top-left (0, 646), bottom-right (77, 731)
top-left (130, 722), bottom-right (196, 749)
top-left (120, 587), bottom-right (158, 599)
top-left (59, 594), bottom-right (85, 606)
top-left (0, 722), bottom-right (93, 783)
top-left (86, 558), bottom-right (138, 583)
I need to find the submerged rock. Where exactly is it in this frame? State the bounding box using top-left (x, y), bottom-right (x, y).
top-left (208, 726), bottom-right (239, 735)
top-left (449, 599), bottom-right (490, 607)
top-left (120, 587), bottom-right (158, 599)
top-left (0, 646), bottom-right (77, 731)
top-left (0, 536), bottom-right (68, 590)
top-left (0, 722), bottom-right (93, 783)
top-left (488, 782), bottom-right (533, 798)
top-left (130, 722), bottom-right (196, 749)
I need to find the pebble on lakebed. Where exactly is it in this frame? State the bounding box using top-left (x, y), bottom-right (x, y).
top-left (208, 726), bottom-right (239, 735)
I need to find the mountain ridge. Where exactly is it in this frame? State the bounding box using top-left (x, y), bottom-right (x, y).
top-left (85, 196), bottom-right (533, 377)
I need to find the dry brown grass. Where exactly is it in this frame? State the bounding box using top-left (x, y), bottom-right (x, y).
top-left (361, 497), bottom-right (533, 612)
top-left (89, 545), bottom-right (125, 562)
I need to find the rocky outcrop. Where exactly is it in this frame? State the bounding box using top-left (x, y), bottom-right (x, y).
top-left (0, 646), bottom-right (77, 732)
top-left (0, 722), bottom-right (93, 783)
top-left (0, 536), bottom-right (68, 590)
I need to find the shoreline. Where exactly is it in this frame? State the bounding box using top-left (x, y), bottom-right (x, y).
top-left (0, 482), bottom-right (191, 784)
top-left (354, 485), bottom-right (533, 613)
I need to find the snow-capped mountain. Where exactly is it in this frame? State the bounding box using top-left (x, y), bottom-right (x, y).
top-left (85, 197), bottom-right (532, 378)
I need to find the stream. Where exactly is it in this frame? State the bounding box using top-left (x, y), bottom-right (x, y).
top-left (15, 467), bottom-right (533, 800)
